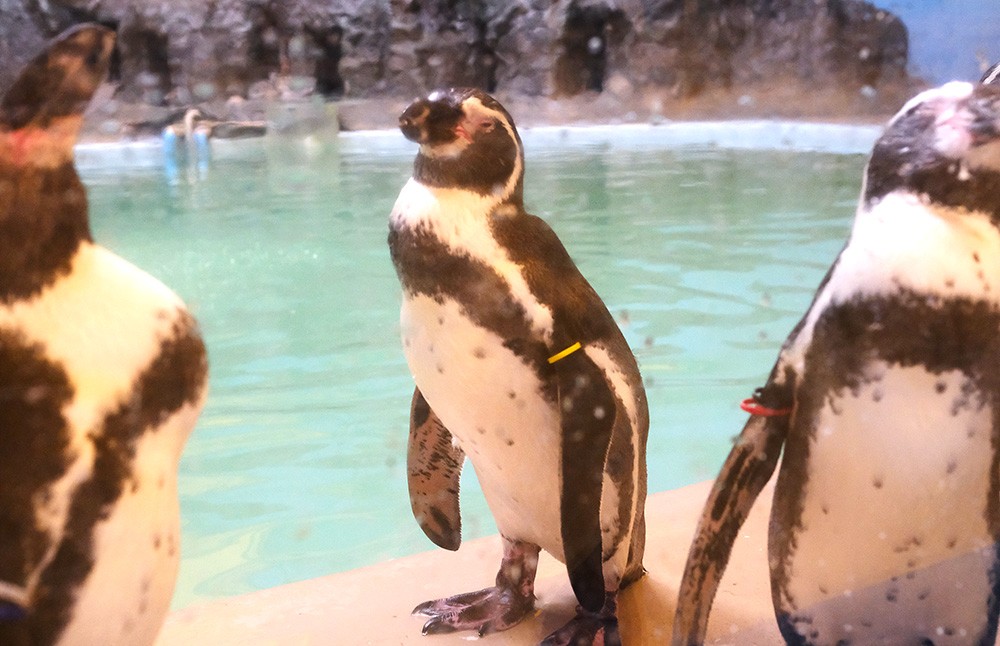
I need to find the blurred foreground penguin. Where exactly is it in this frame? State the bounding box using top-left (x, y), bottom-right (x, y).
top-left (673, 81), bottom-right (1000, 645)
top-left (388, 88), bottom-right (648, 645)
top-left (0, 25), bottom-right (208, 645)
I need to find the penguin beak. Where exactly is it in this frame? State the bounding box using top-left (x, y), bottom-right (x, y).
top-left (398, 94), bottom-right (465, 146)
top-left (0, 24), bottom-right (115, 131)
top-left (398, 102), bottom-right (429, 143)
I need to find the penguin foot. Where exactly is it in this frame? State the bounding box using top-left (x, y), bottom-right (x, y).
top-left (412, 584), bottom-right (535, 636)
top-left (413, 537), bottom-right (540, 637)
top-left (540, 613), bottom-right (620, 646)
top-left (540, 593), bottom-right (621, 646)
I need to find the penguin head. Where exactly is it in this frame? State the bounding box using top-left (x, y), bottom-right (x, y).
top-left (1, 24), bottom-right (115, 132)
top-left (863, 81), bottom-right (1000, 219)
top-left (0, 24), bottom-right (115, 169)
top-left (399, 88), bottom-right (524, 203)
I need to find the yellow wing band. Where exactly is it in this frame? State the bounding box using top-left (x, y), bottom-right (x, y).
top-left (547, 341), bottom-right (582, 364)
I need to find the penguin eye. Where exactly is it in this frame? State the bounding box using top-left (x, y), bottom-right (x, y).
top-left (480, 119), bottom-right (496, 133)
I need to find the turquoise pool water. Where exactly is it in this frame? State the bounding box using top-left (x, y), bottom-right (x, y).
top-left (76, 124), bottom-right (872, 609)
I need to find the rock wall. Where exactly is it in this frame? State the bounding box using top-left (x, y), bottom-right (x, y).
top-left (0, 0), bottom-right (913, 121)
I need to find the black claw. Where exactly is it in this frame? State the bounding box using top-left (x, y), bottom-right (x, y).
top-left (411, 585), bottom-right (535, 637)
top-left (421, 617), bottom-right (458, 635)
top-left (541, 606), bottom-right (620, 646)
top-left (603, 621), bottom-right (622, 646)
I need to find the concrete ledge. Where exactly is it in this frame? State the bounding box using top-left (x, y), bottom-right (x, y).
top-left (156, 480), bottom-right (782, 645)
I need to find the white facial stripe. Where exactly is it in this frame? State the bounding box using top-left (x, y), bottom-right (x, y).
top-left (460, 97), bottom-right (506, 128)
top-left (391, 178), bottom-right (554, 338)
top-left (461, 96), bottom-right (524, 201)
top-left (985, 66), bottom-right (1000, 85)
top-left (889, 81), bottom-right (974, 127)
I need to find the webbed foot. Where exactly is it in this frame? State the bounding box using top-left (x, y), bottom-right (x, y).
top-left (412, 537), bottom-right (540, 637)
top-left (541, 593), bottom-right (621, 646)
top-left (413, 584), bottom-right (535, 636)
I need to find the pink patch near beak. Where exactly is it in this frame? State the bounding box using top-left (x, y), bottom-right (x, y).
top-left (454, 124), bottom-right (473, 143)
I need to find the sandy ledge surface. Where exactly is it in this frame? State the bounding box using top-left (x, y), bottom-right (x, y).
top-left (156, 480), bottom-right (782, 645)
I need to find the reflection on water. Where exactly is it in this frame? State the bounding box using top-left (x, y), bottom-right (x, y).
top-left (79, 129), bottom-right (865, 608)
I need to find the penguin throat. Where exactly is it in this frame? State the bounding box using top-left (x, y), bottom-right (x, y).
top-left (412, 149), bottom-right (523, 204)
top-left (912, 165), bottom-right (1000, 222)
top-left (0, 161), bottom-right (92, 304)
top-left (0, 118), bottom-right (81, 169)
top-left (865, 157), bottom-right (1000, 224)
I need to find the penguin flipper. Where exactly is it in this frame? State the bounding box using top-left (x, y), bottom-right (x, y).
top-left (672, 412), bottom-right (788, 645)
top-left (407, 387), bottom-right (464, 551)
top-left (555, 348), bottom-right (618, 614)
top-left (0, 24), bottom-right (114, 145)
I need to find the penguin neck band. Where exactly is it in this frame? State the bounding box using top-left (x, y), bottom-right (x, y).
top-left (740, 398), bottom-right (792, 417)
top-left (548, 341), bottom-right (582, 364)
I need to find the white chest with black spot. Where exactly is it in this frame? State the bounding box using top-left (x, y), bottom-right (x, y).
top-left (401, 293), bottom-right (564, 554)
top-left (0, 242), bottom-right (204, 645)
top-left (773, 191), bottom-right (1000, 643)
top-left (393, 180), bottom-right (564, 553)
top-left (393, 179), bottom-right (644, 583)
top-left (777, 364), bottom-right (996, 643)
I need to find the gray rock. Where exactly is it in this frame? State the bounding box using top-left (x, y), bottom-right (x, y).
top-left (0, 0), bottom-right (919, 130)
